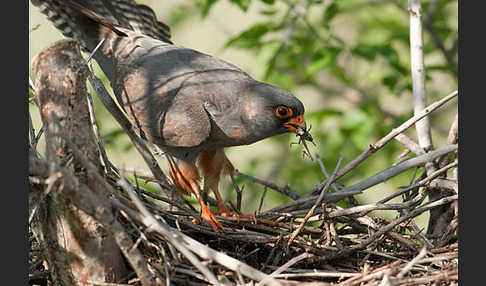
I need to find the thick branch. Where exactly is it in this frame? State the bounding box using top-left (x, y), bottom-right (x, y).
top-left (409, 0), bottom-right (433, 153)
top-left (30, 39), bottom-right (128, 285)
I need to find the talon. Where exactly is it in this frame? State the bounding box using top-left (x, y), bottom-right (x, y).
top-left (201, 208), bottom-right (225, 232)
top-left (216, 203), bottom-right (256, 224)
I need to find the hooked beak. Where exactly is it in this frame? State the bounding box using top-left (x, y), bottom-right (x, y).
top-left (283, 114), bottom-right (314, 142)
top-left (283, 114), bottom-right (307, 134)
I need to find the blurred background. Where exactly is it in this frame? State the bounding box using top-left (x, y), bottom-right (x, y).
top-left (29, 0), bottom-right (458, 230)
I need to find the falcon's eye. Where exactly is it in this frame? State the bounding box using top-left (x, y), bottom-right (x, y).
top-left (275, 105), bottom-right (293, 119)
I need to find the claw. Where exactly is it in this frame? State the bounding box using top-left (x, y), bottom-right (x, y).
top-left (216, 203), bottom-right (257, 224)
top-left (199, 207), bottom-right (225, 232)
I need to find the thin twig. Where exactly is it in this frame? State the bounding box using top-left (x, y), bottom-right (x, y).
top-left (236, 170), bottom-right (300, 200)
top-left (116, 177), bottom-right (281, 286)
top-left (85, 84), bottom-right (116, 175)
top-left (397, 246), bottom-right (428, 278)
top-left (308, 90), bottom-right (458, 197)
top-left (256, 252), bottom-right (310, 286)
top-left (288, 157), bottom-right (343, 245)
top-left (379, 159), bottom-right (458, 204)
top-left (261, 144), bottom-right (456, 217)
top-left (230, 173), bottom-right (243, 213)
top-left (395, 133), bottom-right (425, 156)
top-left (348, 194), bottom-right (458, 252)
top-left (117, 175), bottom-right (223, 286)
top-left (86, 70), bottom-right (173, 195)
top-left (258, 187), bottom-right (268, 215)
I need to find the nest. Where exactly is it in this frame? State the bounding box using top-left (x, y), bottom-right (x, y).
top-left (29, 162), bottom-right (458, 285)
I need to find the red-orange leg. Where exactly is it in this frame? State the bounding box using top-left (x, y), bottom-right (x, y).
top-left (167, 155), bottom-right (225, 232)
top-left (198, 150), bottom-right (256, 223)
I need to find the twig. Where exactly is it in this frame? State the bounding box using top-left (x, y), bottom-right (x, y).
top-left (308, 90), bottom-right (458, 196)
top-left (116, 177), bottom-right (281, 286)
top-left (429, 178), bottom-right (457, 193)
top-left (230, 173), bottom-right (243, 213)
top-left (397, 246), bottom-right (428, 278)
top-left (288, 157), bottom-right (343, 245)
top-left (258, 187), bottom-right (268, 215)
top-left (326, 191), bottom-right (426, 218)
top-left (117, 175), bottom-right (223, 286)
top-left (348, 194), bottom-right (457, 252)
top-left (262, 144), bottom-right (456, 217)
top-left (316, 154), bottom-right (341, 192)
top-left (86, 70), bottom-right (173, 195)
top-left (416, 253), bottom-right (457, 264)
top-left (378, 269), bottom-right (392, 286)
top-left (85, 86), bottom-right (116, 175)
top-left (29, 75), bottom-right (37, 95)
top-left (446, 112), bottom-right (459, 145)
top-left (272, 271), bottom-right (359, 279)
top-left (378, 159), bottom-right (458, 204)
top-left (409, 0), bottom-right (436, 178)
top-left (86, 38), bottom-right (105, 63)
top-left (236, 170), bottom-right (300, 200)
top-left (256, 252), bottom-right (310, 286)
top-left (394, 133), bottom-right (425, 156)
top-left (439, 112), bottom-right (458, 168)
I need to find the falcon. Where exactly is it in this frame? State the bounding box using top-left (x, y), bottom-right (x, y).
top-left (32, 0), bottom-right (310, 232)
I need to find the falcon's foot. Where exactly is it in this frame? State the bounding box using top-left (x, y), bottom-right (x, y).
top-left (192, 206), bottom-right (225, 232)
top-left (215, 203), bottom-right (257, 223)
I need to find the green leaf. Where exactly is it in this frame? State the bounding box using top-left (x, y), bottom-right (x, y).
top-left (306, 54), bottom-right (333, 76)
top-left (306, 47), bottom-right (341, 76)
top-left (306, 109), bottom-right (343, 121)
top-left (323, 2), bottom-right (339, 22)
top-left (341, 109), bottom-right (368, 130)
top-left (382, 75), bottom-right (398, 91)
top-left (352, 44), bottom-right (378, 61)
top-left (225, 22), bottom-right (272, 49)
top-left (230, 0), bottom-right (251, 12)
top-left (259, 8), bottom-right (278, 15)
top-left (201, 0), bottom-right (218, 18)
top-left (260, 0), bottom-right (275, 5)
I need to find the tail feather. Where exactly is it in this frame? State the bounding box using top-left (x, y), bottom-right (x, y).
top-left (98, 0), bottom-right (172, 43)
top-left (31, 0), bottom-right (172, 51)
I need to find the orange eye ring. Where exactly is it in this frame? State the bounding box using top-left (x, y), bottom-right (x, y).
top-left (275, 105), bottom-right (293, 119)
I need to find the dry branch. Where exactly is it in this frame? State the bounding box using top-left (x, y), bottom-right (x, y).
top-left (409, 0), bottom-right (433, 153)
top-left (263, 143), bottom-right (456, 216)
top-left (30, 39), bottom-right (128, 285)
top-left (87, 67), bottom-right (173, 194)
top-left (308, 90), bottom-right (457, 197)
top-left (113, 180), bottom-right (282, 286)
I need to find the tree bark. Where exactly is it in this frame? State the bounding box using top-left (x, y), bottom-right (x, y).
top-left (30, 39), bottom-right (127, 286)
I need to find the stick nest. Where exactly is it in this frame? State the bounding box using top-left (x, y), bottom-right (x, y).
top-left (29, 162), bottom-right (458, 285)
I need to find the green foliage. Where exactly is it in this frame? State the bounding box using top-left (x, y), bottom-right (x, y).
top-left (207, 0), bottom-right (457, 207)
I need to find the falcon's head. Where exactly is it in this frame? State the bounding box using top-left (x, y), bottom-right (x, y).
top-left (243, 81), bottom-right (311, 142)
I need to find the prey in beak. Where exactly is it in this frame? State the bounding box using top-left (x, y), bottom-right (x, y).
top-left (284, 115), bottom-right (315, 160)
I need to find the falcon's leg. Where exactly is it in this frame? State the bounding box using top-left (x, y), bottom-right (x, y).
top-left (166, 156), bottom-right (224, 232)
top-left (198, 150), bottom-right (256, 222)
